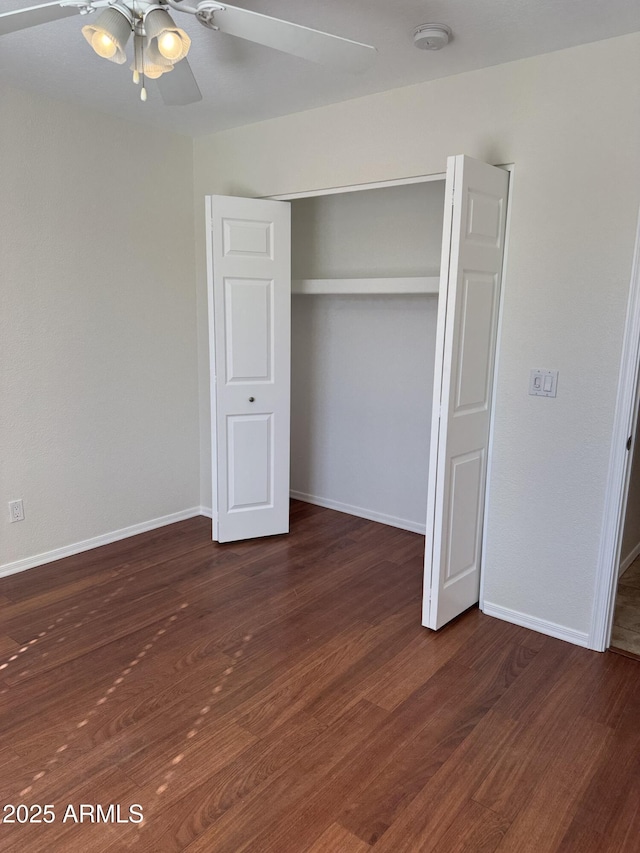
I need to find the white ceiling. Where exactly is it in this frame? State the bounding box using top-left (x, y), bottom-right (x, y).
top-left (1, 0), bottom-right (639, 137)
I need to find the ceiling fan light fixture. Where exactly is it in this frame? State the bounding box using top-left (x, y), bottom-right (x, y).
top-left (131, 34), bottom-right (173, 83)
top-left (81, 6), bottom-right (132, 65)
top-left (144, 8), bottom-right (191, 63)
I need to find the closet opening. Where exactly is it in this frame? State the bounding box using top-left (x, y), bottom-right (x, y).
top-left (288, 179), bottom-right (446, 536)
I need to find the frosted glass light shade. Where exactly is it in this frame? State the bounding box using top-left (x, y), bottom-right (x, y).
top-left (140, 64), bottom-right (169, 79)
top-left (131, 34), bottom-right (174, 80)
top-left (144, 8), bottom-right (190, 62)
top-left (157, 31), bottom-right (182, 61)
top-left (130, 59), bottom-right (173, 79)
top-left (145, 39), bottom-right (175, 68)
top-left (82, 6), bottom-right (132, 65)
top-left (91, 31), bottom-right (117, 59)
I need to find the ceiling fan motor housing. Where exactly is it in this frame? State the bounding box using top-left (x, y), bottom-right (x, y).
top-left (413, 24), bottom-right (452, 51)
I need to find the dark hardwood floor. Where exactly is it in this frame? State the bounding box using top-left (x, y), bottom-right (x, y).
top-left (0, 500), bottom-right (638, 852)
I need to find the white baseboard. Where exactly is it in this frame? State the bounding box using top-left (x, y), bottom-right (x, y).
top-left (290, 490), bottom-right (426, 535)
top-left (482, 601), bottom-right (589, 648)
top-left (619, 540), bottom-right (640, 578)
top-left (0, 506), bottom-right (210, 580)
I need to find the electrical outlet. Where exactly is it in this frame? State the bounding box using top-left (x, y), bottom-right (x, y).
top-left (9, 500), bottom-right (24, 523)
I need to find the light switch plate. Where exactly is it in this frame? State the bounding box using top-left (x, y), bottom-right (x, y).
top-left (529, 369), bottom-right (558, 398)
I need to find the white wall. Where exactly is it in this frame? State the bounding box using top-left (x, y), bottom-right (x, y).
top-left (0, 82), bottom-right (200, 570)
top-left (290, 182), bottom-right (444, 280)
top-left (289, 184), bottom-right (443, 530)
top-left (291, 295), bottom-right (437, 530)
top-left (194, 33), bottom-right (640, 642)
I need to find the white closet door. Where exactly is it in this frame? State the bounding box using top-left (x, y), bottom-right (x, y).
top-left (423, 156), bottom-right (509, 630)
top-left (207, 195), bottom-right (291, 543)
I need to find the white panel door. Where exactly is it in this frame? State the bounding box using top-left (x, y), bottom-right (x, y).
top-left (207, 195), bottom-right (291, 543)
top-left (423, 156), bottom-right (509, 629)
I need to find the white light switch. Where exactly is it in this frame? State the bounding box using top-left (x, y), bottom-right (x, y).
top-left (529, 369), bottom-right (558, 398)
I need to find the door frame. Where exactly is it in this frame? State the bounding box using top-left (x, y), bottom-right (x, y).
top-left (267, 171), bottom-right (446, 201)
top-left (210, 163), bottom-right (512, 619)
top-left (590, 208), bottom-right (640, 651)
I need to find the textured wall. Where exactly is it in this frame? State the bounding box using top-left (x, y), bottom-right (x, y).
top-left (194, 33), bottom-right (640, 640)
top-left (0, 82), bottom-right (200, 568)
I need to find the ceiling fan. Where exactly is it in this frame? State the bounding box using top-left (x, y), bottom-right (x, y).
top-left (0, 0), bottom-right (377, 104)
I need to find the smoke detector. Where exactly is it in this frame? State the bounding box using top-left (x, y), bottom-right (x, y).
top-left (413, 24), bottom-right (452, 51)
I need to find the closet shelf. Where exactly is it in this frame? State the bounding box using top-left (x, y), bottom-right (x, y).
top-left (291, 276), bottom-right (439, 296)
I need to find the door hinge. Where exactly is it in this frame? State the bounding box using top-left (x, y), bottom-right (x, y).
top-left (627, 435), bottom-right (632, 451)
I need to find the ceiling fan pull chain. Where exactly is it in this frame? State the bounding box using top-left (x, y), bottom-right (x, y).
top-left (139, 14), bottom-right (147, 102)
top-left (140, 44), bottom-right (147, 101)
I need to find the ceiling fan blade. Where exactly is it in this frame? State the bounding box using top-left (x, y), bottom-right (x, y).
top-left (199, 3), bottom-right (377, 73)
top-left (0, 2), bottom-right (81, 36)
top-left (156, 58), bottom-right (202, 106)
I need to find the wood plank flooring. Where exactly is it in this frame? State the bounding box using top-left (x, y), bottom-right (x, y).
top-left (0, 500), bottom-right (638, 852)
